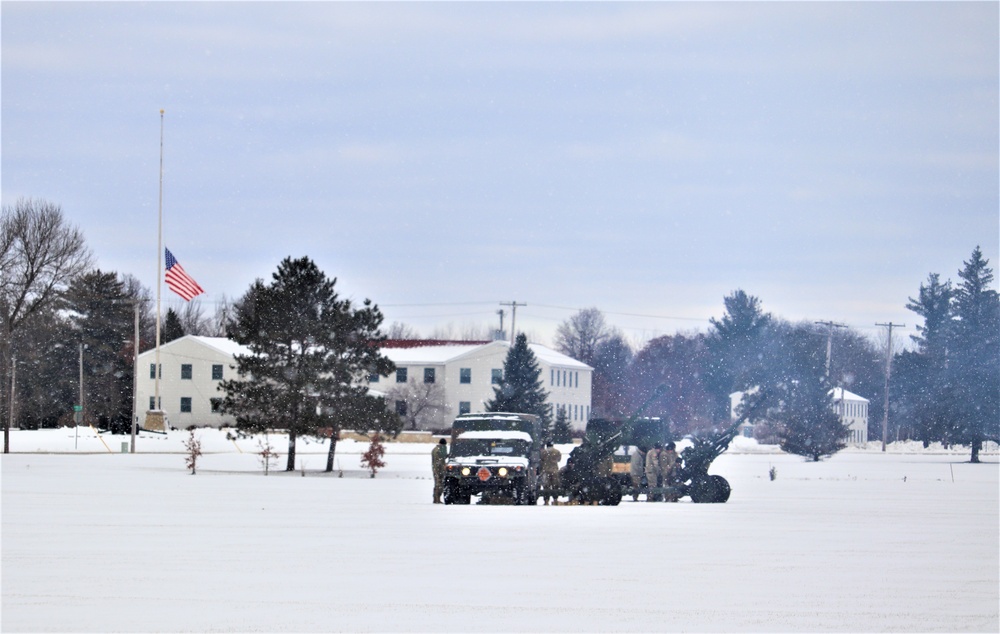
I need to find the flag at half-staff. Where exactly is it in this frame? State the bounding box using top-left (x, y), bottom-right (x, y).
top-left (164, 247), bottom-right (205, 301)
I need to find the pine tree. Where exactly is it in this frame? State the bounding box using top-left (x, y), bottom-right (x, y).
top-left (219, 256), bottom-right (397, 472)
top-left (64, 270), bottom-right (135, 431)
top-left (949, 247), bottom-right (999, 462)
top-left (704, 290), bottom-right (772, 419)
top-left (769, 325), bottom-right (849, 461)
top-left (551, 406), bottom-right (573, 443)
top-left (485, 333), bottom-right (552, 428)
top-left (162, 308), bottom-right (185, 343)
top-left (902, 273), bottom-right (956, 446)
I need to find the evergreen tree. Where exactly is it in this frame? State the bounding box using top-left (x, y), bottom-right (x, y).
top-left (551, 406), bottom-right (573, 443)
top-left (485, 333), bottom-right (552, 428)
top-left (219, 256), bottom-right (397, 472)
top-left (902, 272), bottom-right (955, 446)
top-left (704, 290), bottom-right (772, 419)
top-left (767, 324), bottom-right (850, 461)
top-left (64, 270), bottom-right (136, 431)
top-left (162, 308), bottom-right (185, 343)
top-left (949, 247), bottom-right (999, 462)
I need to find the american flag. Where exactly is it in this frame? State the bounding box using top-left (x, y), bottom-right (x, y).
top-left (164, 247), bottom-right (205, 301)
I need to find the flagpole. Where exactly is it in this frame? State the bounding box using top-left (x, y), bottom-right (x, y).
top-left (154, 109), bottom-right (164, 420)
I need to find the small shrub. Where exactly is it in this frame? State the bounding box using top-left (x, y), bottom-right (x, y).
top-left (769, 465), bottom-right (777, 481)
top-left (361, 433), bottom-right (387, 478)
top-left (257, 435), bottom-right (279, 475)
top-left (183, 430), bottom-right (202, 475)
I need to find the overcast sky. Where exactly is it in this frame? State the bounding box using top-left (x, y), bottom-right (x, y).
top-left (3, 2), bottom-right (997, 348)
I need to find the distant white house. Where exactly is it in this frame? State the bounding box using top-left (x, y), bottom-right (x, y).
top-left (730, 387), bottom-right (870, 445)
top-left (135, 336), bottom-right (592, 431)
top-left (375, 340), bottom-right (592, 431)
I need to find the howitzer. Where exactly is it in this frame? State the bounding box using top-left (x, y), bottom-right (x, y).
top-left (668, 389), bottom-right (773, 503)
top-left (560, 385), bottom-right (667, 505)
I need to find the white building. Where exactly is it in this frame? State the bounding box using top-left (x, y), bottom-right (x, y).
top-left (135, 336), bottom-right (592, 431)
top-left (730, 387), bottom-right (870, 445)
top-left (830, 387), bottom-right (869, 445)
top-left (135, 336), bottom-right (249, 429)
top-left (375, 340), bottom-right (592, 430)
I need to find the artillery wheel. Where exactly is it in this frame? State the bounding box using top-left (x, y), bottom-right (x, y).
top-left (710, 475), bottom-right (731, 503)
top-left (598, 477), bottom-right (622, 506)
top-left (443, 484), bottom-right (470, 505)
top-left (690, 475), bottom-right (730, 503)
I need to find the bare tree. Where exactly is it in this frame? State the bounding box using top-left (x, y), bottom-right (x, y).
top-left (385, 321), bottom-right (420, 340)
top-left (554, 307), bottom-right (612, 366)
top-left (178, 299), bottom-right (211, 335)
top-left (385, 378), bottom-right (448, 430)
top-left (1, 198), bottom-right (92, 452)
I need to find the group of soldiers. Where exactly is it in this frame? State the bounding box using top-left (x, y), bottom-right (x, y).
top-left (630, 441), bottom-right (680, 502)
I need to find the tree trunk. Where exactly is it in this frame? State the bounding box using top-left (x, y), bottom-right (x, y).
top-left (325, 433), bottom-right (338, 472)
top-left (285, 430), bottom-right (297, 471)
top-left (970, 439), bottom-right (981, 464)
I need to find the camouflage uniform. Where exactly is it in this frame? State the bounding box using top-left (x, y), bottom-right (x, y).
top-left (629, 447), bottom-right (647, 500)
top-left (431, 441), bottom-right (448, 503)
top-left (540, 445), bottom-right (562, 505)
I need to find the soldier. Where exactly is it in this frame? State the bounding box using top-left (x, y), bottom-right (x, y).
top-left (540, 441), bottom-right (562, 505)
top-left (431, 438), bottom-right (448, 504)
top-left (645, 443), bottom-right (664, 502)
top-left (662, 441), bottom-right (679, 502)
top-left (629, 445), bottom-right (647, 501)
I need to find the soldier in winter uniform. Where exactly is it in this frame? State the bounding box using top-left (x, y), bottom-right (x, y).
top-left (540, 441), bottom-right (562, 505)
top-left (431, 438), bottom-right (448, 503)
top-left (662, 441), bottom-right (679, 502)
top-left (645, 443), bottom-right (664, 501)
top-left (629, 446), bottom-right (647, 501)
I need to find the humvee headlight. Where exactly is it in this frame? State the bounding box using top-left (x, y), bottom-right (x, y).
top-left (498, 467), bottom-right (508, 477)
top-left (461, 467), bottom-right (471, 476)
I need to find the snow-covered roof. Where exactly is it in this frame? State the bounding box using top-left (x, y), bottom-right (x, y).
top-left (188, 336), bottom-right (251, 357)
top-left (380, 340), bottom-right (591, 369)
top-left (829, 387), bottom-right (869, 403)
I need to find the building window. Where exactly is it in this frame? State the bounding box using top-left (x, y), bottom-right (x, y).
top-left (181, 364), bottom-right (192, 380)
top-left (149, 397), bottom-right (156, 410)
top-left (396, 368), bottom-right (408, 383)
top-left (212, 364), bottom-right (223, 380)
top-left (459, 401), bottom-right (471, 415)
top-left (180, 397), bottom-right (192, 413)
top-left (369, 372), bottom-right (380, 383)
top-left (460, 368), bottom-right (472, 384)
top-left (551, 369), bottom-right (555, 385)
top-left (491, 369), bottom-right (502, 385)
top-left (395, 400), bottom-right (407, 416)
top-left (149, 364), bottom-right (161, 379)
top-left (424, 368), bottom-right (435, 384)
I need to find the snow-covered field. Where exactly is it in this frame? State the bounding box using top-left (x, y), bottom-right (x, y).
top-left (3, 428), bottom-right (998, 633)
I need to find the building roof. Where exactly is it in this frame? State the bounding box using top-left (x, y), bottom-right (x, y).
top-left (829, 387), bottom-right (869, 403)
top-left (380, 340), bottom-right (591, 369)
top-left (139, 335), bottom-right (250, 359)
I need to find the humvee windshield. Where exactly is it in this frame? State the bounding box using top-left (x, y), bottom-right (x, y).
top-left (451, 438), bottom-right (530, 458)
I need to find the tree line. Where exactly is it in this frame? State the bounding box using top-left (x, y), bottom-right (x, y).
top-left (3, 198), bottom-right (997, 463)
top-left (552, 247), bottom-right (998, 462)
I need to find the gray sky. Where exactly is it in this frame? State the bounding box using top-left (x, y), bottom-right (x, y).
top-left (3, 2), bottom-right (997, 347)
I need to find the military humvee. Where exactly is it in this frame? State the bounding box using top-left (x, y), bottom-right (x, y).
top-left (442, 412), bottom-right (541, 505)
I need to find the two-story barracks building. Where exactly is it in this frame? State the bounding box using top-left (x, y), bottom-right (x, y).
top-left (135, 336), bottom-right (592, 431)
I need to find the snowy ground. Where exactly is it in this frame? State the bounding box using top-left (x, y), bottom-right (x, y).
top-left (3, 428), bottom-right (998, 633)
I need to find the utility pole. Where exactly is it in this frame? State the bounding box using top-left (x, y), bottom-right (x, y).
top-left (8, 356), bottom-right (15, 441)
top-left (815, 320), bottom-right (848, 378)
top-left (500, 301), bottom-right (526, 344)
top-left (876, 322), bottom-right (904, 452)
